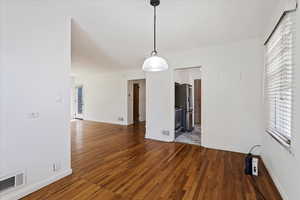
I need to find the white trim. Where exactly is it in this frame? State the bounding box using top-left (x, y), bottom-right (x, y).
top-left (145, 134), bottom-right (174, 143)
top-left (126, 121), bottom-right (146, 126)
top-left (172, 66), bottom-right (203, 145)
top-left (261, 157), bottom-right (288, 200)
top-left (84, 118), bottom-right (127, 126)
top-left (202, 143), bottom-right (253, 155)
top-left (1, 169), bottom-right (72, 200)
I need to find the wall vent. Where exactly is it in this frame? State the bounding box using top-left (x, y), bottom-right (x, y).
top-left (0, 172), bottom-right (25, 193)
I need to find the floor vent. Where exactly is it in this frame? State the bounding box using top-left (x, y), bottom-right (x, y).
top-left (0, 172), bottom-right (25, 193)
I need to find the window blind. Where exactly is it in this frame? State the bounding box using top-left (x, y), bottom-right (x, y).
top-left (265, 11), bottom-right (295, 147)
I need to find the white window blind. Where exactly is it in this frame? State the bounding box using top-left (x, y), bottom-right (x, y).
top-left (265, 12), bottom-right (295, 147)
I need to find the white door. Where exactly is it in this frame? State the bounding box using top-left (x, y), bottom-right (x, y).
top-left (75, 86), bottom-right (84, 119)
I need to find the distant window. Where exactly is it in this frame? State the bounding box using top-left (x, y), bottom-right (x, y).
top-left (265, 12), bottom-right (295, 148)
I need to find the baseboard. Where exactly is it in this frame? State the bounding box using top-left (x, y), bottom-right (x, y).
top-left (145, 134), bottom-right (174, 143)
top-left (202, 143), bottom-right (249, 154)
top-left (261, 157), bottom-right (288, 200)
top-left (1, 168), bottom-right (72, 200)
top-left (84, 118), bottom-right (126, 126)
top-left (126, 121), bottom-right (146, 126)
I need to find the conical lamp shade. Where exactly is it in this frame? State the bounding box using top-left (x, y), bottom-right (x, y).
top-left (143, 55), bottom-right (168, 72)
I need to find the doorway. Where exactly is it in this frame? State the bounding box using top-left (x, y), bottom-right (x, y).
top-left (127, 79), bottom-right (146, 125)
top-left (75, 86), bottom-right (84, 120)
top-left (133, 84), bottom-right (140, 124)
top-left (174, 67), bottom-right (202, 146)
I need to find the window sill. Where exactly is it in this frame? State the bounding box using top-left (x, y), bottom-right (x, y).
top-left (266, 130), bottom-right (293, 154)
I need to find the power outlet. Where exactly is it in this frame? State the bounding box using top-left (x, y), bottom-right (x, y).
top-left (118, 117), bottom-right (124, 121)
top-left (162, 130), bottom-right (170, 136)
top-left (252, 157), bottom-right (259, 176)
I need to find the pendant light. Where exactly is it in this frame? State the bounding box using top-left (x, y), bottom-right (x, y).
top-left (143, 0), bottom-right (168, 72)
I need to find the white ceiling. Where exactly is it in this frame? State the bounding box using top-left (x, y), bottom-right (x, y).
top-left (68, 0), bottom-right (279, 74)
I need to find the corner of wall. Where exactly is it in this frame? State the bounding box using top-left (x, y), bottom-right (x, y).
top-left (261, 154), bottom-right (289, 200)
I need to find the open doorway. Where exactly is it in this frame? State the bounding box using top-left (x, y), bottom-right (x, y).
top-left (75, 85), bottom-right (84, 120)
top-left (174, 67), bottom-right (202, 145)
top-left (128, 79), bottom-right (146, 125)
top-left (133, 83), bottom-right (140, 124)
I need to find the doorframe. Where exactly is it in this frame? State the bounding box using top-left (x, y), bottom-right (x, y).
top-left (171, 66), bottom-right (203, 143)
top-left (75, 85), bottom-right (84, 120)
top-left (126, 79), bottom-right (146, 126)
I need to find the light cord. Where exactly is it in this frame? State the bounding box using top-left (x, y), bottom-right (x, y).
top-left (153, 6), bottom-right (157, 54)
top-left (248, 145), bottom-right (262, 154)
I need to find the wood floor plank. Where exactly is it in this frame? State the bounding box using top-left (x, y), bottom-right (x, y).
top-left (22, 120), bottom-right (282, 200)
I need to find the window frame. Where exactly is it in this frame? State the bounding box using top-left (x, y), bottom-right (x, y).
top-left (264, 11), bottom-right (295, 152)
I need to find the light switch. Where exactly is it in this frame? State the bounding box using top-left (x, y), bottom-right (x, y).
top-left (28, 112), bottom-right (40, 119)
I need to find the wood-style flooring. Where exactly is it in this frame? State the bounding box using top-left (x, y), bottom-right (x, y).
top-left (23, 120), bottom-right (282, 200)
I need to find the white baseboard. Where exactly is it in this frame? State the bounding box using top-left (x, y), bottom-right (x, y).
top-left (1, 169), bottom-right (72, 200)
top-left (126, 120), bottom-right (146, 126)
top-left (202, 143), bottom-right (248, 154)
top-left (145, 134), bottom-right (174, 143)
top-left (84, 118), bottom-right (126, 126)
top-left (261, 157), bottom-right (288, 200)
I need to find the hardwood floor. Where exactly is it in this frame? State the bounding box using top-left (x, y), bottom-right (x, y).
top-left (23, 120), bottom-right (282, 200)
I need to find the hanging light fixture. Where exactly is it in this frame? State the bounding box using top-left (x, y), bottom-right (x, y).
top-left (143, 0), bottom-right (168, 72)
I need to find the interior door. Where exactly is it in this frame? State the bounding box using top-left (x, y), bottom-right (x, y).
top-left (194, 79), bottom-right (201, 125)
top-left (75, 86), bottom-right (84, 119)
top-left (133, 84), bottom-right (140, 123)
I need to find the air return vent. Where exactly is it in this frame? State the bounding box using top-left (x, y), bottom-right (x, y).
top-left (0, 172), bottom-right (25, 193)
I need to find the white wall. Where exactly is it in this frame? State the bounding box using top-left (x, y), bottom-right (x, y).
top-left (174, 70), bottom-right (190, 84)
top-left (74, 74), bottom-right (127, 125)
top-left (261, 1), bottom-right (300, 199)
top-left (146, 70), bottom-right (174, 142)
top-left (73, 70), bottom-right (145, 125)
top-left (127, 79), bottom-right (146, 124)
top-left (174, 68), bottom-right (202, 85)
top-left (0, 0), bottom-right (5, 176)
top-left (0, 1), bottom-right (71, 199)
top-left (146, 38), bottom-right (264, 153)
